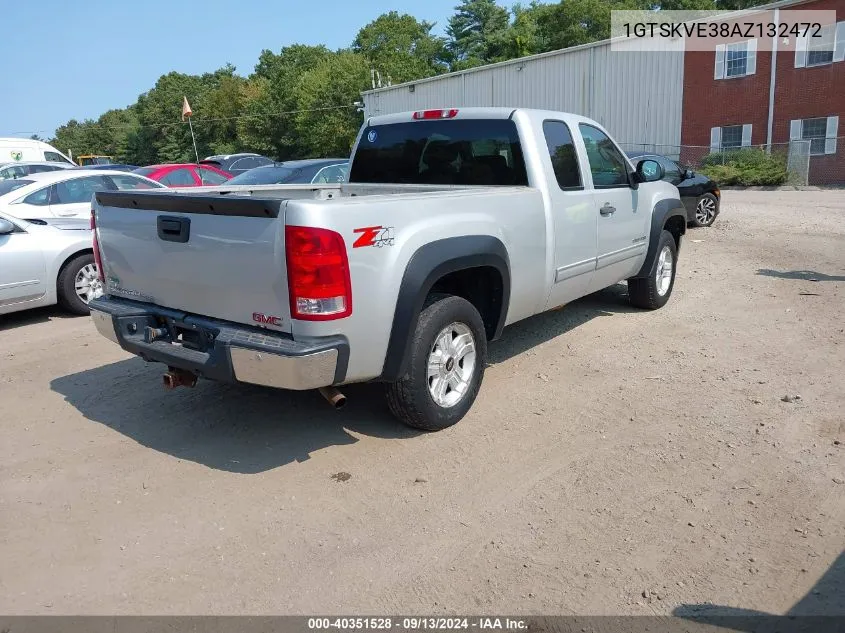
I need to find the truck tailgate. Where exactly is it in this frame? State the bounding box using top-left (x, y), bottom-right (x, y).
top-left (93, 191), bottom-right (291, 333)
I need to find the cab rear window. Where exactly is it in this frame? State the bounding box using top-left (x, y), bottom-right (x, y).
top-left (349, 119), bottom-right (528, 186)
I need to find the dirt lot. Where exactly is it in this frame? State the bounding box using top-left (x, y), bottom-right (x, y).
top-left (0, 190), bottom-right (843, 616)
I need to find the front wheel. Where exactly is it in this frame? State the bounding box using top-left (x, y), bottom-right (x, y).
top-left (627, 230), bottom-right (677, 310)
top-left (692, 193), bottom-right (719, 227)
top-left (386, 294), bottom-right (487, 431)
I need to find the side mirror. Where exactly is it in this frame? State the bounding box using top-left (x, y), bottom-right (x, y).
top-left (0, 218), bottom-right (16, 235)
top-left (635, 159), bottom-right (664, 183)
top-left (684, 168), bottom-right (695, 179)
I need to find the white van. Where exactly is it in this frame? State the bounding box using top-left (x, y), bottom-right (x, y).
top-left (0, 138), bottom-right (75, 165)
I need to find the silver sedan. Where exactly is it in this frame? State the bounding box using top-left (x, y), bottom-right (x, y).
top-left (0, 211), bottom-right (102, 316)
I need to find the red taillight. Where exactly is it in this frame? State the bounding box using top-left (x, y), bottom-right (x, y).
top-left (285, 225), bottom-right (352, 321)
top-left (412, 108), bottom-right (459, 120)
top-left (90, 210), bottom-right (105, 283)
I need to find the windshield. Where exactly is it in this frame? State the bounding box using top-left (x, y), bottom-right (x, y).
top-left (227, 165), bottom-right (300, 185)
top-left (349, 118), bottom-right (528, 186)
top-left (133, 167), bottom-right (156, 177)
top-left (0, 179), bottom-right (33, 196)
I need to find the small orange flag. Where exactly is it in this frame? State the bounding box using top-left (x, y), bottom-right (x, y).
top-left (181, 96), bottom-right (193, 121)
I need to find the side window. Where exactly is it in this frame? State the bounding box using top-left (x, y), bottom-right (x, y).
top-left (312, 164), bottom-right (347, 183)
top-left (542, 120), bottom-right (582, 190)
top-left (198, 167), bottom-right (229, 185)
top-left (44, 151), bottom-right (72, 164)
top-left (30, 164), bottom-right (61, 174)
top-left (106, 174), bottom-right (162, 190)
top-left (253, 156), bottom-right (273, 168)
top-left (0, 165), bottom-right (27, 179)
top-left (229, 157), bottom-right (258, 172)
top-left (578, 124), bottom-right (630, 188)
top-left (161, 168), bottom-right (197, 186)
top-left (23, 187), bottom-right (51, 206)
top-left (657, 157), bottom-right (681, 183)
top-left (52, 176), bottom-right (111, 204)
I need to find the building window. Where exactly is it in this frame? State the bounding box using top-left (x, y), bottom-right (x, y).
top-left (796, 21), bottom-right (845, 68)
top-left (725, 42), bottom-right (748, 76)
top-left (802, 118), bottom-right (828, 154)
top-left (715, 40), bottom-right (757, 79)
top-left (721, 125), bottom-right (744, 149)
top-left (710, 124), bottom-right (752, 153)
top-left (806, 24), bottom-right (835, 66)
top-left (793, 116), bottom-right (839, 156)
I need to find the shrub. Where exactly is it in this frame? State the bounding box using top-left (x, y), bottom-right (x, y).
top-left (699, 148), bottom-right (788, 186)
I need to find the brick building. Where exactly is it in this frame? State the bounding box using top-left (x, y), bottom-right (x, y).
top-left (681, 0), bottom-right (845, 184)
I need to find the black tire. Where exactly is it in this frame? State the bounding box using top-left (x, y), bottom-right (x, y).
top-left (628, 230), bottom-right (677, 310)
top-left (692, 193), bottom-right (719, 227)
top-left (385, 294), bottom-right (487, 431)
top-left (57, 253), bottom-right (97, 315)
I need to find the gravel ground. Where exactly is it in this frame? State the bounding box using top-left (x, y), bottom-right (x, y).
top-left (0, 190), bottom-right (843, 615)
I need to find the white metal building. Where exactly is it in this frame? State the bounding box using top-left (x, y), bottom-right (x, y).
top-left (361, 37), bottom-right (685, 147)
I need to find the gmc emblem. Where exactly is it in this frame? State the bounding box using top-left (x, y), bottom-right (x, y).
top-left (252, 312), bottom-right (282, 327)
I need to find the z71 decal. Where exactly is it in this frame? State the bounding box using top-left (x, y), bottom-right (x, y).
top-left (353, 225), bottom-right (394, 248)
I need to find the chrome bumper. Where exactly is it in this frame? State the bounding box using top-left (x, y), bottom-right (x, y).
top-left (229, 347), bottom-right (338, 390)
top-left (88, 299), bottom-right (347, 390)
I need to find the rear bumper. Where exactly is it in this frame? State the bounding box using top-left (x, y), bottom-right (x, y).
top-left (89, 296), bottom-right (348, 390)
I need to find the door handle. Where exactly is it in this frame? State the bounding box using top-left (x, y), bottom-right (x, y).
top-left (600, 203), bottom-right (616, 216)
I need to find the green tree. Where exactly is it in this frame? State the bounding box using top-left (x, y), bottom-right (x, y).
top-left (52, 119), bottom-right (102, 160)
top-left (238, 44), bottom-right (332, 159)
top-left (293, 51), bottom-right (369, 157)
top-left (486, 2), bottom-right (544, 61)
top-left (447, 0), bottom-right (511, 68)
top-left (353, 11), bottom-right (449, 83)
top-left (532, 0), bottom-right (638, 51)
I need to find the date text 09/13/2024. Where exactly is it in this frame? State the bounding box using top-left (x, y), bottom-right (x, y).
top-left (307, 618), bottom-right (528, 630)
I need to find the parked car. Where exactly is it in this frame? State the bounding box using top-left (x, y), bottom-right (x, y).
top-left (200, 153), bottom-right (274, 176)
top-left (627, 152), bottom-right (720, 227)
top-left (225, 159), bottom-right (350, 186)
top-left (77, 155), bottom-right (113, 166)
top-left (0, 170), bottom-right (165, 221)
top-left (77, 164), bottom-right (139, 172)
top-left (90, 107), bottom-right (687, 431)
top-left (0, 161), bottom-right (75, 180)
top-left (134, 163), bottom-right (232, 187)
top-left (0, 138), bottom-right (75, 165)
top-left (0, 211), bottom-right (101, 316)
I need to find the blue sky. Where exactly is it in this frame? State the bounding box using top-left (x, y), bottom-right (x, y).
top-left (0, 0), bottom-right (473, 138)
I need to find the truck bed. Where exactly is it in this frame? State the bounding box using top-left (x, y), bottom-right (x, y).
top-left (93, 183), bottom-right (541, 365)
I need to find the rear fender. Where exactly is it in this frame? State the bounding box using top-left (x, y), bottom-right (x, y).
top-left (380, 235), bottom-right (510, 382)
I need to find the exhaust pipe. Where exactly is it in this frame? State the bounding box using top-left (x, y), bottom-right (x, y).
top-left (163, 367), bottom-right (198, 390)
top-left (318, 386), bottom-right (347, 409)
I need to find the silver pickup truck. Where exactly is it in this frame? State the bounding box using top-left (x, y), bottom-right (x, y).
top-left (89, 108), bottom-right (686, 430)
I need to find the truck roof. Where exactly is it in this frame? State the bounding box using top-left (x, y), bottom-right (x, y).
top-left (366, 107), bottom-right (597, 128)
top-left (367, 107), bottom-right (517, 126)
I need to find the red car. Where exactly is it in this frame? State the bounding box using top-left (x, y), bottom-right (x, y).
top-left (133, 163), bottom-right (232, 187)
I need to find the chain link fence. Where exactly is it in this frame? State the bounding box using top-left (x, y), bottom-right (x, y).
top-left (620, 139), bottom-right (844, 186)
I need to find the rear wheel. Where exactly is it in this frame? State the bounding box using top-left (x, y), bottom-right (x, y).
top-left (57, 254), bottom-right (103, 315)
top-left (692, 193), bottom-right (719, 227)
top-left (628, 230), bottom-right (677, 310)
top-left (386, 294), bottom-right (487, 431)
